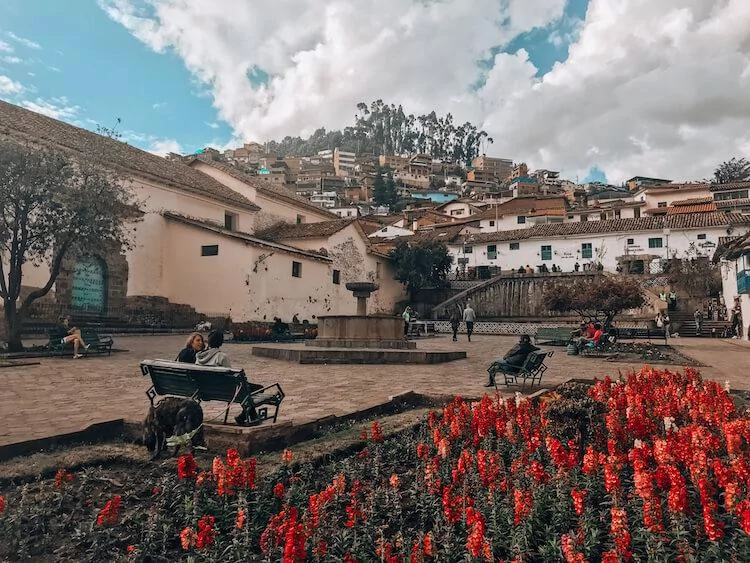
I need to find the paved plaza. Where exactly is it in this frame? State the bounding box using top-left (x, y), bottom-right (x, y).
top-left (0, 334), bottom-right (748, 447)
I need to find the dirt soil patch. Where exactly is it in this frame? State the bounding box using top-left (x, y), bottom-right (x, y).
top-left (584, 342), bottom-right (703, 366)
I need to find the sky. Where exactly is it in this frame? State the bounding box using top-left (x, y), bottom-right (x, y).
top-left (1, 0), bottom-right (749, 185)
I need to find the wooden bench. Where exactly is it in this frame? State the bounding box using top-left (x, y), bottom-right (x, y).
top-left (493, 351), bottom-right (554, 391)
top-left (140, 360), bottom-right (285, 425)
top-left (534, 327), bottom-right (575, 346)
top-left (408, 321), bottom-right (436, 337)
top-left (47, 329), bottom-right (113, 356)
top-left (615, 327), bottom-right (667, 344)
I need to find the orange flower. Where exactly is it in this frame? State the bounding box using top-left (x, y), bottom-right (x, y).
top-left (180, 527), bottom-right (195, 551)
top-left (282, 449), bottom-right (294, 464)
top-left (236, 508), bottom-right (246, 529)
top-left (389, 473), bottom-right (401, 489)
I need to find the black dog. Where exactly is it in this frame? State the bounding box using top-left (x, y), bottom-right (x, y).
top-left (143, 397), bottom-right (204, 460)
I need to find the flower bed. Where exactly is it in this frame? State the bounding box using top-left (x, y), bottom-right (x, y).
top-left (2, 367), bottom-right (750, 561)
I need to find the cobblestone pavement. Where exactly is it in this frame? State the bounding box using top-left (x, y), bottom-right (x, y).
top-left (0, 334), bottom-right (747, 447)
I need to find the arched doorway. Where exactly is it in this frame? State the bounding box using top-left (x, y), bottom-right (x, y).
top-left (70, 258), bottom-right (107, 314)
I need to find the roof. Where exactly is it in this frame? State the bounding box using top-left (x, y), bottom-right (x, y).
top-left (666, 203), bottom-right (717, 214)
top-left (258, 218), bottom-right (358, 240)
top-left (710, 181), bottom-right (750, 193)
top-left (456, 212), bottom-right (750, 244)
top-left (672, 197), bottom-right (715, 206)
top-left (162, 212), bottom-right (332, 262)
top-left (641, 183), bottom-right (710, 194)
top-left (187, 159), bottom-right (339, 219)
top-left (0, 100), bottom-right (261, 212)
top-left (627, 176), bottom-right (672, 183)
top-left (713, 232), bottom-right (750, 262)
top-left (477, 196), bottom-right (567, 221)
top-left (715, 198), bottom-right (750, 208)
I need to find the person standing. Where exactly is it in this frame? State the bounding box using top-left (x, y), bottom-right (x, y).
top-left (574, 262), bottom-right (580, 272)
top-left (693, 308), bottom-right (703, 336)
top-left (402, 306), bottom-right (412, 338)
top-left (450, 305), bottom-right (461, 341)
top-left (668, 290), bottom-right (677, 311)
top-left (463, 302), bottom-right (476, 342)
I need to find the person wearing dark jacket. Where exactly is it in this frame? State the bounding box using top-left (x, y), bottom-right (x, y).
top-left (485, 334), bottom-right (540, 387)
top-left (449, 306), bottom-right (462, 341)
top-left (176, 332), bottom-right (205, 363)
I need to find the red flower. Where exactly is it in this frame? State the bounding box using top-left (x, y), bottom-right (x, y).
top-left (226, 448), bottom-right (240, 468)
top-left (196, 515), bottom-right (216, 549)
top-left (0, 495), bottom-right (6, 514)
top-left (736, 500), bottom-right (750, 534)
top-left (274, 482), bottom-right (286, 499)
top-left (177, 453), bottom-right (198, 480)
top-left (54, 468), bottom-right (73, 490)
top-left (560, 533), bottom-right (586, 563)
top-left (126, 545), bottom-right (136, 553)
top-left (96, 495), bottom-right (121, 527)
top-left (416, 442), bottom-right (429, 459)
top-left (423, 533), bottom-right (435, 556)
top-left (513, 488), bottom-right (533, 525)
top-left (371, 421), bottom-right (384, 443)
top-left (466, 507), bottom-right (487, 558)
top-left (151, 486), bottom-right (161, 496)
top-left (570, 489), bottom-right (587, 517)
top-left (282, 449), bottom-right (294, 464)
top-left (390, 473), bottom-right (401, 489)
top-left (609, 507), bottom-right (631, 560)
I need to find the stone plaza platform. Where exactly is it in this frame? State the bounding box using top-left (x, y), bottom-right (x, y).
top-left (0, 334), bottom-right (748, 449)
top-left (253, 342), bottom-right (466, 364)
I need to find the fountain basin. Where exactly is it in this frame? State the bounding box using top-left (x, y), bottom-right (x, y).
top-left (305, 315), bottom-right (416, 349)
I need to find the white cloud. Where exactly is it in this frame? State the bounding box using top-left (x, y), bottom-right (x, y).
top-left (0, 74), bottom-right (24, 95)
top-left (206, 121), bottom-right (219, 129)
top-left (152, 101), bottom-right (167, 110)
top-left (1, 56), bottom-right (22, 64)
top-left (0, 40), bottom-right (13, 53)
top-left (149, 138), bottom-right (183, 156)
top-left (6, 31), bottom-right (41, 50)
top-left (19, 97), bottom-right (79, 120)
top-left (101, 0), bottom-right (750, 182)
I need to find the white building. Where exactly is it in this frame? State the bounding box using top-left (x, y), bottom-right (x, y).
top-left (717, 234), bottom-right (750, 341)
top-left (334, 148), bottom-right (356, 177)
top-left (310, 191), bottom-right (339, 208)
top-left (369, 225), bottom-right (415, 240)
top-left (446, 213), bottom-right (750, 275)
top-left (331, 206), bottom-right (360, 218)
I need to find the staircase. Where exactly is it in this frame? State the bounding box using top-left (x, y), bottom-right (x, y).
top-left (668, 311), bottom-right (730, 337)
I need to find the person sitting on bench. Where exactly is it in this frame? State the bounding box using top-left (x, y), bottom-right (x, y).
top-left (485, 334), bottom-right (539, 387)
top-left (176, 332), bottom-right (205, 363)
top-left (54, 315), bottom-right (89, 359)
top-left (578, 323), bottom-right (604, 351)
top-left (196, 330), bottom-right (261, 425)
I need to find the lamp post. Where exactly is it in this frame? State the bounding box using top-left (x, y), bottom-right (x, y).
top-left (663, 228), bottom-right (671, 272)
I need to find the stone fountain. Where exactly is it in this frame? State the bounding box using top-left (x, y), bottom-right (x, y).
top-left (307, 281), bottom-right (415, 349)
top-left (252, 281), bottom-right (466, 364)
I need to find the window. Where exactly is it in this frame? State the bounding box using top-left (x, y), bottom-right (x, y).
top-left (489, 220), bottom-right (495, 227)
top-left (487, 245), bottom-right (497, 260)
top-left (627, 238), bottom-right (635, 245)
top-left (375, 262), bottom-right (381, 279)
top-left (581, 243), bottom-right (593, 259)
top-left (463, 245), bottom-right (473, 254)
top-left (296, 214), bottom-right (305, 224)
top-left (567, 215), bottom-right (574, 220)
top-left (648, 237), bottom-right (663, 249)
top-left (332, 269), bottom-right (340, 284)
top-left (614, 209), bottom-right (621, 219)
top-left (634, 207), bottom-right (641, 219)
top-left (600, 212), bottom-right (607, 221)
top-left (580, 214), bottom-right (588, 222)
top-left (292, 261), bottom-right (302, 278)
top-left (541, 245), bottom-right (552, 261)
top-left (657, 202), bottom-right (667, 208)
top-left (517, 216), bottom-right (526, 224)
top-left (697, 233), bottom-right (707, 240)
top-left (509, 242), bottom-right (520, 250)
top-left (224, 212), bottom-right (237, 231)
top-left (201, 245), bottom-right (219, 257)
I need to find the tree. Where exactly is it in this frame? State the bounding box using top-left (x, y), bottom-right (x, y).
top-left (389, 240), bottom-right (453, 297)
top-left (542, 275), bottom-right (645, 327)
top-left (714, 157), bottom-right (750, 184)
top-left (372, 166), bottom-right (386, 205)
top-left (0, 142), bottom-right (139, 351)
top-left (384, 170), bottom-right (398, 207)
top-left (667, 244), bottom-right (721, 298)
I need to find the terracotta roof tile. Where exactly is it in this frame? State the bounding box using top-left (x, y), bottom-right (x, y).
top-left (666, 203), bottom-right (717, 214)
top-left (710, 181), bottom-right (750, 192)
top-left (459, 212), bottom-right (749, 244)
top-left (188, 159), bottom-right (338, 219)
top-left (477, 196), bottom-right (567, 220)
top-left (258, 218), bottom-right (357, 240)
top-left (715, 198), bottom-right (750, 208)
top-left (672, 196), bottom-right (715, 206)
top-left (0, 100), bottom-right (260, 212)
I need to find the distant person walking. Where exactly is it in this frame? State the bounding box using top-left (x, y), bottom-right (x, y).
top-left (463, 303), bottom-right (476, 342)
top-left (402, 306), bottom-right (412, 338)
top-left (450, 305), bottom-right (461, 341)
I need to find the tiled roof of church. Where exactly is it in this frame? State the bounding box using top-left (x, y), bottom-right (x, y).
top-left (0, 100), bottom-right (260, 212)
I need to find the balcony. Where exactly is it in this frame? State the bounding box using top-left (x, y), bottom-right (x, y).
top-left (738, 269), bottom-right (750, 294)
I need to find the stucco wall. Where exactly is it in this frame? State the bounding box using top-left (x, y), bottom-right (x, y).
top-left (278, 224), bottom-right (405, 315)
top-left (720, 259), bottom-right (750, 342)
top-left (451, 226), bottom-right (750, 274)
